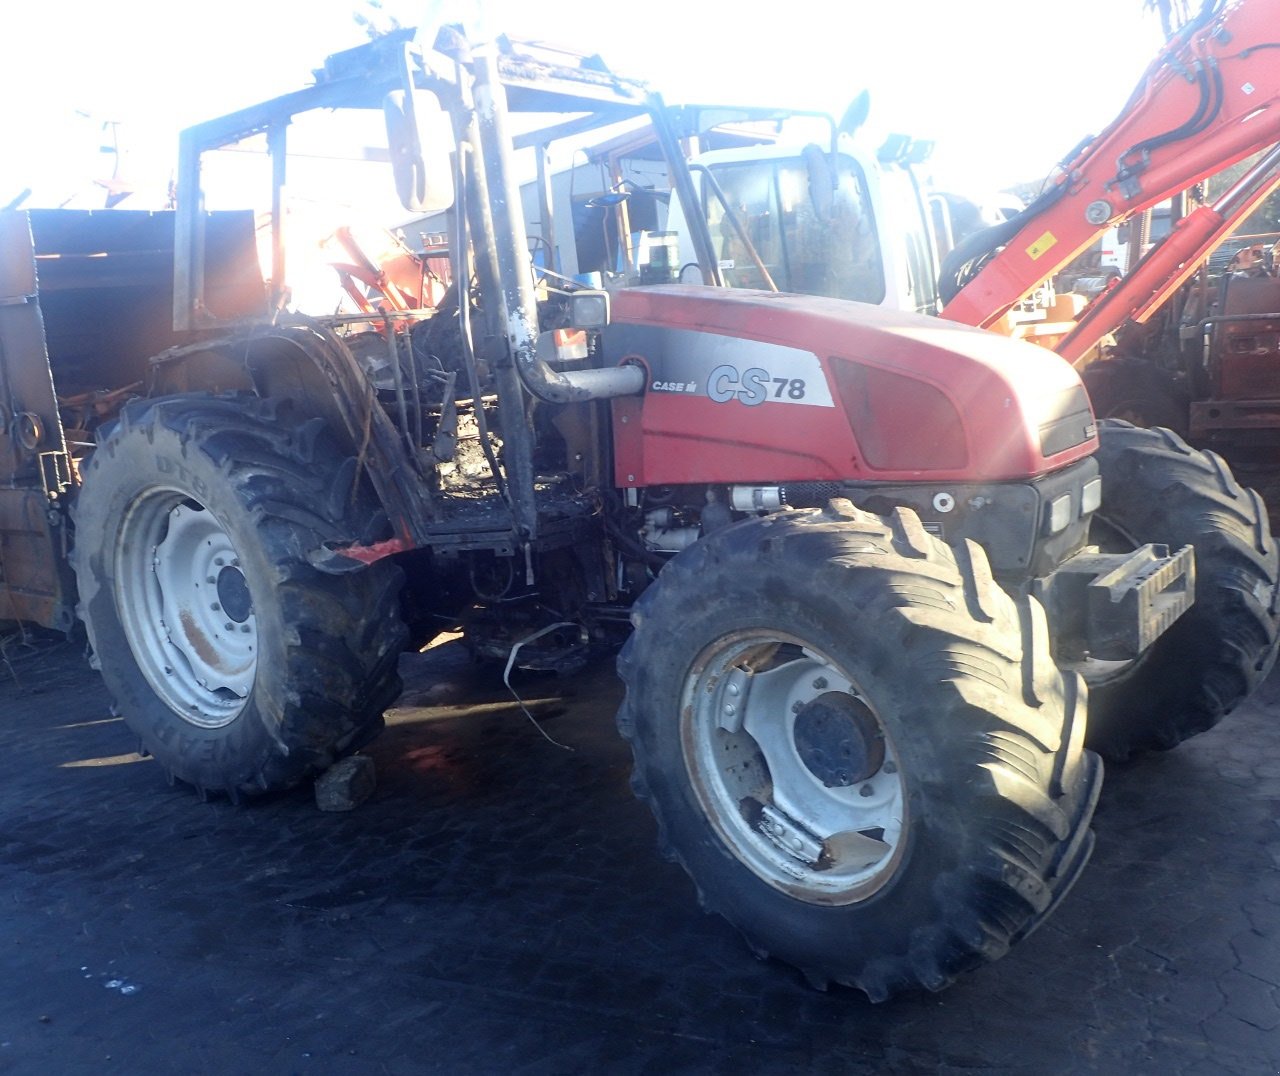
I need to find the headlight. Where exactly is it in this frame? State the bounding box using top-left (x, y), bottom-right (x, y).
top-left (1047, 493), bottom-right (1073, 535)
top-left (1081, 477), bottom-right (1103, 515)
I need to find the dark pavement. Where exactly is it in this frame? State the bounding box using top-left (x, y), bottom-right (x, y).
top-left (0, 633), bottom-right (1278, 1074)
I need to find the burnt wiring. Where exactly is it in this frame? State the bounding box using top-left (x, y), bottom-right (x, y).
top-left (408, 331), bottom-right (424, 451)
top-left (501, 622), bottom-right (576, 752)
top-left (387, 322), bottom-right (414, 464)
top-left (600, 490), bottom-right (666, 570)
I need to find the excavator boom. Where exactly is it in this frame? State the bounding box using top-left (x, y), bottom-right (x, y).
top-left (940, 0), bottom-right (1280, 356)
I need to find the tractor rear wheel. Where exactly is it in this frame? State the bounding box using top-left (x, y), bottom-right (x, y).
top-left (1080, 358), bottom-right (1187, 435)
top-left (617, 500), bottom-right (1101, 1000)
top-left (1083, 420), bottom-right (1280, 759)
top-left (72, 395), bottom-right (407, 798)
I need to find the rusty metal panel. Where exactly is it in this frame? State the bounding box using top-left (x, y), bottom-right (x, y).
top-left (0, 211), bottom-right (37, 300)
top-left (0, 210), bottom-right (67, 487)
top-left (0, 488), bottom-right (74, 630)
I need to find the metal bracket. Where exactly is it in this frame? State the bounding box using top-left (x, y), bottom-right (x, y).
top-left (38, 450), bottom-right (72, 498)
top-left (716, 665), bottom-right (753, 733)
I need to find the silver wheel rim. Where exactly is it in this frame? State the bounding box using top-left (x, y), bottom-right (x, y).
top-left (681, 631), bottom-right (907, 905)
top-left (114, 490), bottom-right (257, 728)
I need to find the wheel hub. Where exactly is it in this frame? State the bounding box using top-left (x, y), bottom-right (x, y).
top-left (216, 565), bottom-right (253, 624)
top-left (154, 504), bottom-right (257, 701)
top-left (682, 635), bottom-right (906, 905)
top-left (114, 494), bottom-right (257, 729)
top-left (793, 692), bottom-right (885, 788)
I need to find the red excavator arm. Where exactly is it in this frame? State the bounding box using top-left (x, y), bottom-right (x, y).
top-left (940, 0), bottom-right (1280, 363)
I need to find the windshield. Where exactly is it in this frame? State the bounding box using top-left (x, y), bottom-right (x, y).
top-left (703, 154), bottom-right (885, 303)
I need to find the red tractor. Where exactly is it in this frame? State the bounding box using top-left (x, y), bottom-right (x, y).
top-left (2, 25), bottom-right (1276, 1000)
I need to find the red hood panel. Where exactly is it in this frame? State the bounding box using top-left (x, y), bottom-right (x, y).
top-left (608, 286), bottom-right (1096, 488)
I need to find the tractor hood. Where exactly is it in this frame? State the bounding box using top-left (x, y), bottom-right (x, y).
top-left (606, 286), bottom-right (1097, 486)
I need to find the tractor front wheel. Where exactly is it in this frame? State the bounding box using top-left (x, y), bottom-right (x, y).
top-left (617, 500), bottom-right (1101, 1000)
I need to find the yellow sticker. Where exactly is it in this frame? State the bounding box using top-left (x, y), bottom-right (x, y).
top-left (1026, 231), bottom-right (1058, 260)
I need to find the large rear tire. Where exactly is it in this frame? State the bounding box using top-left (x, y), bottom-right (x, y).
top-left (1084, 420), bottom-right (1280, 759)
top-left (1080, 358), bottom-right (1188, 435)
top-left (617, 500), bottom-right (1101, 1001)
top-left (72, 395), bottom-right (407, 798)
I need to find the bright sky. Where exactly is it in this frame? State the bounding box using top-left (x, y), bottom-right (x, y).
top-left (1, 0), bottom-right (1166, 211)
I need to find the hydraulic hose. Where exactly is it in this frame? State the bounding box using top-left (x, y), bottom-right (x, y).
top-left (938, 183), bottom-right (1068, 305)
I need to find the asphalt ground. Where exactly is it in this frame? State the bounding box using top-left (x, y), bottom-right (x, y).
top-left (0, 632), bottom-right (1278, 1074)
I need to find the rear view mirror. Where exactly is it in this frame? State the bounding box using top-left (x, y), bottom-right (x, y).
top-left (839, 90), bottom-right (871, 138)
top-left (384, 88), bottom-right (455, 215)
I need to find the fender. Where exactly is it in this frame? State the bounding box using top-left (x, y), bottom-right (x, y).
top-left (149, 317), bottom-right (433, 544)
